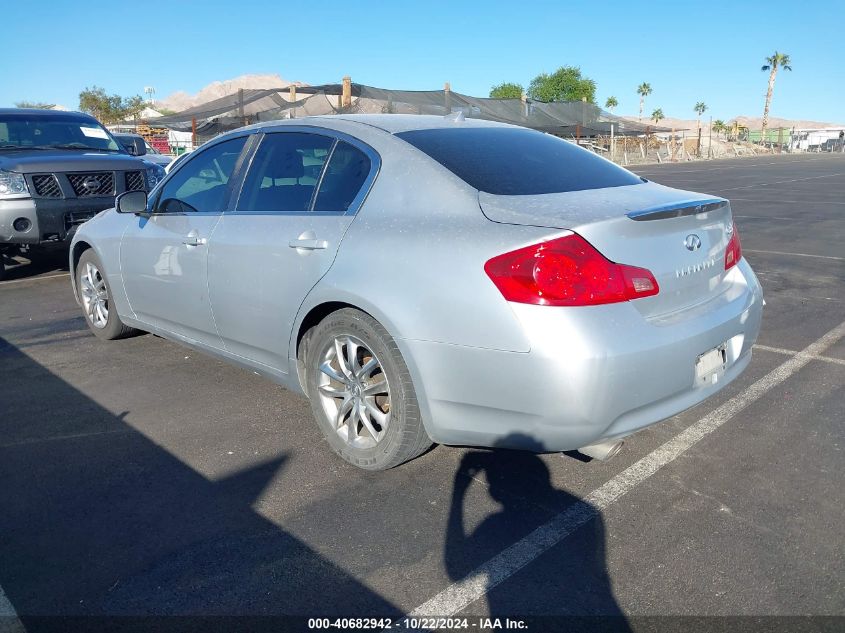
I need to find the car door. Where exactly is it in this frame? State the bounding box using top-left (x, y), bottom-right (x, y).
top-left (120, 135), bottom-right (249, 346)
top-left (207, 129), bottom-right (378, 372)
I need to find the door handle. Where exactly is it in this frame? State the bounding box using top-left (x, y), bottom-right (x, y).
top-left (182, 235), bottom-right (207, 246)
top-left (288, 238), bottom-right (328, 250)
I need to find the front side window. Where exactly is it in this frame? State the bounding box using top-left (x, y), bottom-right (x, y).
top-left (155, 136), bottom-right (247, 213)
top-left (238, 132), bottom-right (334, 213)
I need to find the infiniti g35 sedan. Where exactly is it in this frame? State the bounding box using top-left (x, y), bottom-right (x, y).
top-left (70, 115), bottom-right (763, 470)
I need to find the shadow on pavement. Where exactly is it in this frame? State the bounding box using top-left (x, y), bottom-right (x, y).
top-left (0, 251), bottom-right (69, 283)
top-left (0, 336), bottom-right (399, 631)
top-left (446, 436), bottom-right (629, 627)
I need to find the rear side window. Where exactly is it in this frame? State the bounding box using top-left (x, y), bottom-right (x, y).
top-left (314, 141), bottom-right (371, 212)
top-left (238, 132), bottom-right (334, 212)
top-left (395, 127), bottom-right (642, 195)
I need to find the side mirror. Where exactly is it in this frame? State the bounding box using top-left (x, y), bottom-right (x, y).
top-left (132, 138), bottom-right (147, 156)
top-left (116, 190), bottom-right (148, 215)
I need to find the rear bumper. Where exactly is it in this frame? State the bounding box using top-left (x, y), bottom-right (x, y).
top-left (400, 259), bottom-right (763, 451)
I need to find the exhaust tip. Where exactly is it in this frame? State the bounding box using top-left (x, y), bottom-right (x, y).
top-left (578, 439), bottom-right (624, 462)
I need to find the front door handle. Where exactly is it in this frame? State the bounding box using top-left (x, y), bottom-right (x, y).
top-left (182, 235), bottom-right (207, 246)
top-left (288, 238), bottom-right (328, 250)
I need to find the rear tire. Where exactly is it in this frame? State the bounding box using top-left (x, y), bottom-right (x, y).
top-left (76, 249), bottom-right (137, 340)
top-left (305, 308), bottom-right (432, 470)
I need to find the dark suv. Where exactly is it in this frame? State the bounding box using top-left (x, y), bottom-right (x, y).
top-left (0, 108), bottom-right (165, 278)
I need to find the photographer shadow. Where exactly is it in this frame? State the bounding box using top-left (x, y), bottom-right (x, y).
top-left (445, 435), bottom-right (630, 627)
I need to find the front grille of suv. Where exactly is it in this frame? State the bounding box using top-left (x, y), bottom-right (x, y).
top-left (67, 172), bottom-right (115, 197)
top-left (32, 174), bottom-right (63, 198)
top-left (64, 211), bottom-right (100, 231)
top-left (125, 171), bottom-right (145, 192)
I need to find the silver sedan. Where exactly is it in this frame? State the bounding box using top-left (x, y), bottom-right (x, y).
top-left (70, 115), bottom-right (763, 470)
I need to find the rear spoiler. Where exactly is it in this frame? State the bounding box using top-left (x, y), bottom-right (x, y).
top-left (627, 199), bottom-right (728, 221)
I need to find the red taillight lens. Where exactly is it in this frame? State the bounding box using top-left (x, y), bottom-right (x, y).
top-left (484, 233), bottom-right (659, 307)
top-left (724, 225), bottom-right (742, 270)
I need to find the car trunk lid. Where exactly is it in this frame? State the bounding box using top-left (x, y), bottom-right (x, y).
top-left (479, 182), bottom-right (737, 319)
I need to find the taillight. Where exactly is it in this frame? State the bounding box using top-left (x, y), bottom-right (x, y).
top-left (484, 233), bottom-right (659, 307)
top-left (724, 225), bottom-right (742, 270)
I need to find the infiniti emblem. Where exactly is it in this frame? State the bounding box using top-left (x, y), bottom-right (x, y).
top-left (684, 234), bottom-right (702, 252)
top-left (82, 177), bottom-right (101, 191)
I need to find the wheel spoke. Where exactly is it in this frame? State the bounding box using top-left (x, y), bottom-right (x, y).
top-left (356, 357), bottom-right (378, 379)
top-left (358, 403), bottom-right (382, 441)
top-left (334, 338), bottom-right (353, 379)
top-left (346, 338), bottom-right (362, 375)
top-left (363, 398), bottom-right (389, 427)
top-left (318, 383), bottom-right (348, 398)
top-left (335, 396), bottom-right (354, 430)
top-left (347, 405), bottom-right (359, 441)
top-left (319, 361), bottom-right (348, 385)
top-left (87, 297), bottom-right (97, 319)
top-left (362, 379), bottom-right (388, 396)
top-left (80, 275), bottom-right (95, 296)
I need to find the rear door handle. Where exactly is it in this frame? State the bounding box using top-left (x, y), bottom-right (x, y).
top-left (182, 235), bottom-right (207, 246)
top-left (288, 238), bottom-right (328, 250)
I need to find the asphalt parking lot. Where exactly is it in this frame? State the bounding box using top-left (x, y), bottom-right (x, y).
top-left (1, 153), bottom-right (843, 632)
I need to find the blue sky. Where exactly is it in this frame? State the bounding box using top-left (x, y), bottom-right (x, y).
top-left (3, 0), bottom-right (843, 122)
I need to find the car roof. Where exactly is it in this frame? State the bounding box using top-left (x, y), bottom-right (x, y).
top-left (238, 114), bottom-right (516, 136)
top-left (0, 108), bottom-right (96, 119)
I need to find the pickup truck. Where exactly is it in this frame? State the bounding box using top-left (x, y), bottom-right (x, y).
top-left (0, 108), bottom-right (165, 279)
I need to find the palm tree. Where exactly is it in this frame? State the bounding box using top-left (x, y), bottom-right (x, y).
top-left (694, 102), bottom-right (707, 129)
top-left (713, 119), bottom-right (726, 139)
top-left (761, 51), bottom-right (792, 144)
top-left (651, 108), bottom-right (664, 124)
top-left (605, 96), bottom-right (618, 113)
top-left (637, 83), bottom-right (652, 121)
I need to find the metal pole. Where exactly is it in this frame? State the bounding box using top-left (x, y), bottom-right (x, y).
top-left (444, 82), bottom-right (451, 113)
top-left (610, 123), bottom-right (615, 163)
top-left (708, 116), bottom-right (712, 159)
top-left (238, 88), bottom-right (245, 127)
top-left (289, 84), bottom-right (296, 119)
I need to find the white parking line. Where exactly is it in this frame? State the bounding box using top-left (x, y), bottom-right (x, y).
top-left (406, 320), bottom-right (845, 617)
top-left (0, 585), bottom-right (24, 633)
top-left (730, 198), bottom-right (845, 206)
top-left (715, 172), bottom-right (845, 192)
top-left (0, 272), bottom-right (70, 286)
top-left (743, 249), bottom-right (845, 262)
top-left (634, 157), bottom-right (832, 174)
top-left (755, 344), bottom-right (845, 367)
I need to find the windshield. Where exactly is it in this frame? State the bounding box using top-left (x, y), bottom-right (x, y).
top-left (0, 113), bottom-right (122, 152)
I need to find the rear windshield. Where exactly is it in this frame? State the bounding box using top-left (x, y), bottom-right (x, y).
top-left (395, 127), bottom-right (642, 195)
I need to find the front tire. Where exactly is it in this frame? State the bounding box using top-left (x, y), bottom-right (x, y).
top-left (76, 249), bottom-right (137, 340)
top-left (305, 308), bottom-right (432, 470)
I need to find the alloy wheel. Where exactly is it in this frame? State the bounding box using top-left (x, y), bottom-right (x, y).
top-left (315, 335), bottom-right (391, 449)
top-left (80, 261), bottom-right (109, 329)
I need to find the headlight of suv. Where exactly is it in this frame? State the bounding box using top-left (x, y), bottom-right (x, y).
top-left (0, 170), bottom-right (30, 199)
top-left (145, 165), bottom-right (166, 189)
